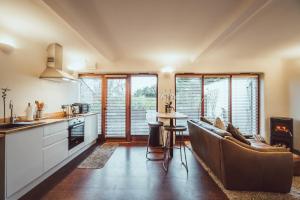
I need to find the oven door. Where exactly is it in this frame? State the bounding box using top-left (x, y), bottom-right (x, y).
top-left (68, 122), bottom-right (84, 150)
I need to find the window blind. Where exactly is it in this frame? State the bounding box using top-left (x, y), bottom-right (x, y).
top-left (106, 79), bottom-right (126, 137)
top-left (80, 78), bottom-right (102, 133)
top-left (131, 76), bottom-right (157, 135)
top-left (204, 77), bottom-right (229, 123)
top-left (176, 77), bottom-right (202, 134)
top-left (232, 76), bottom-right (258, 135)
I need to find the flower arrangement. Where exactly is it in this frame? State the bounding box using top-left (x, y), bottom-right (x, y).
top-left (160, 90), bottom-right (175, 113)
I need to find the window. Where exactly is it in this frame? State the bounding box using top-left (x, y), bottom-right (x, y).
top-left (204, 77), bottom-right (229, 123)
top-left (175, 74), bottom-right (259, 135)
top-left (176, 77), bottom-right (202, 133)
top-left (131, 75), bottom-right (157, 135)
top-left (232, 76), bottom-right (258, 135)
top-left (79, 78), bottom-right (102, 133)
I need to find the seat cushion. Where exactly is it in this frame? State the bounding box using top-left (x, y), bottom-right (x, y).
top-left (148, 121), bottom-right (163, 127)
top-left (227, 123), bottom-right (251, 145)
top-left (164, 125), bottom-right (187, 132)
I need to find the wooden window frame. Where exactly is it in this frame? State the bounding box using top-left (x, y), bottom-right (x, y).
top-left (175, 73), bottom-right (261, 135)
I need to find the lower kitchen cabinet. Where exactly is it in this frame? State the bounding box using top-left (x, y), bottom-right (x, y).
top-left (3, 113), bottom-right (98, 200)
top-left (43, 138), bottom-right (68, 172)
top-left (5, 127), bottom-right (44, 197)
top-left (85, 114), bottom-right (98, 145)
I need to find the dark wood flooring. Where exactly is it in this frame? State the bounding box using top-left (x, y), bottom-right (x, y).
top-left (21, 143), bottom-right (228, 200)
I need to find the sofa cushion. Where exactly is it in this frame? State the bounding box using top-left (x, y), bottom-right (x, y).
top-left (226, 136), bottom-right (288, 152)
top-left (200, 116), bottom-right (213, 125)
top-left (214, 117), bottom-right (226, 130)
top-left (194, 120), bottom-right (232, 137)
top-left (226, 123), bottom-right (251, 145)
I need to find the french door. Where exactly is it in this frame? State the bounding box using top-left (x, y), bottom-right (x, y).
top-left (80, 74), bottom-right (157, 141)
top-left (104, 77), bottom-right (129, 139)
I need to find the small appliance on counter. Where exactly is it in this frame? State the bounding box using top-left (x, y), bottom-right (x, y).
top-left (71, 103), bottom-right (90, 114)
top-left (62, 104), bottom-right (73, 117)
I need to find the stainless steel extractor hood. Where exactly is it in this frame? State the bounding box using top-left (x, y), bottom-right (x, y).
top-left (40, 43), bottom-right (77, 82)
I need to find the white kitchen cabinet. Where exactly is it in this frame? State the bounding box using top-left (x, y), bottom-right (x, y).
top-left (43, 130), bottom-right (68, 147)
top-left (84, 114), bottom-right (98, 145)
top-left (5, 127), bottom-right (43, 197)
top-left (43, 122), bottom-right (68, 172)
top-left (44, 121), bottom-right (68, 136)
top-left (43, 138), bottom-right (68, 172)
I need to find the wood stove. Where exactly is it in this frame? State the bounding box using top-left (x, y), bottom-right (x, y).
top-left (270, 117), bottom-right (293, 151)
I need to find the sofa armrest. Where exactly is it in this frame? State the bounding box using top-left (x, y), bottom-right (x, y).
top-left (221, 138), bottom-right (293, 193)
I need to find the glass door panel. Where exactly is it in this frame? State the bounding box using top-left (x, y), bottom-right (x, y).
top-left (204, 77), bottom-right (230, 123)
top-left (175, 77), bottom-right (202, 134)
top-left (131, 76), bottom-right (157, 135)
top-left (232, 76), bottom-right (258, 135)
top-left (105, 79), bottom-right (126, 137)
top-left (79, 78), bottom-right (102, 133)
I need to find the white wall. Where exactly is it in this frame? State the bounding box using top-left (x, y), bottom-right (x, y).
top-left (284, 59), bottom-right (300, 151)
top-left (0, 33), bottom-right (79, 117)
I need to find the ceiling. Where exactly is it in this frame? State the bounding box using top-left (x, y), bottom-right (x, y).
top-left (42, 0), bottom-right (300, 69)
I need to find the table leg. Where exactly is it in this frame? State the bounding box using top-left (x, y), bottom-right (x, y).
top-left (170, 119), bottom-right (174, 158)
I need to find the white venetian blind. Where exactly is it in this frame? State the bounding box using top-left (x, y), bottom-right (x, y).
top-left (79, 78), bottom-right (102, 133)
top-left (106, 79), bottom-right (126, 137)
top-left (232, 76), bottom-right (258, 135)
top-left (204, 77), bottom-right (230, 123)
top-left (131, 76), bottom-right (157, 135)
top-left (176, 77), bottom-right (202, 133)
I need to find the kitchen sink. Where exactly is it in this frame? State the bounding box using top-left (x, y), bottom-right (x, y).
top-left (0, 122), bottom-right (44, 130)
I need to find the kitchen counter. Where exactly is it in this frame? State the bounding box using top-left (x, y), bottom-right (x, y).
top-left (0, 113), bottom-right (98, 134)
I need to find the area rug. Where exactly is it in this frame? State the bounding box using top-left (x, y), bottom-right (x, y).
top-left (187, 144), bottom-right (300, 200)
top-left (77, 143), bottom-right (118, 169)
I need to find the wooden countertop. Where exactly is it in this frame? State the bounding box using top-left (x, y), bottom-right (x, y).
top-left (0, 113), bottom-right (98, 135)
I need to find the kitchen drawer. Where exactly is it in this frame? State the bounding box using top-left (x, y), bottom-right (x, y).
top-left (43, 130), bottom-right (68, 147)
top-left (43, 139), bottom-right (68, 172)
top-left (44, 121), bottom-right (68, 136)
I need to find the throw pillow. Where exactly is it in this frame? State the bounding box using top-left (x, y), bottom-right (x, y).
top-left (214, 117), bottom-right (226, 130)
top-left (200, 116), bottom-right (213, 125)
top-left (226, 123), bottom-right (251, 145)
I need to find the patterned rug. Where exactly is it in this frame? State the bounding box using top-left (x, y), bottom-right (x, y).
top-left (77, 143), bottom-right (118, 169)
top-left (186, 144), bottom-right (300, 200)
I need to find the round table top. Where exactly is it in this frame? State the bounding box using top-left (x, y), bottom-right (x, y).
top-left (156, 112), bottom-right (188, 119)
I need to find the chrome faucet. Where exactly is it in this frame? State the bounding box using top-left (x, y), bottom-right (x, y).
top-left (9, 100), bottom-right (16, 124)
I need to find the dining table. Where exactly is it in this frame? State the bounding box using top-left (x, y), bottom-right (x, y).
top-left (156, 112), bottom-right (188, 158)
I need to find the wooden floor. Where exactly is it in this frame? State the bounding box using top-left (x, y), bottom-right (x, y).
top-left (21, 143), bottom-right (228, 200)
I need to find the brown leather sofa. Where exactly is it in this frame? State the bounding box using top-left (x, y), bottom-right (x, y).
top-left (188, 120), bottom-right (293, 193)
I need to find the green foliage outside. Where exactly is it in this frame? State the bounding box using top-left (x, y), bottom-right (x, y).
top-left (132, 85), bottom-right (156, 110)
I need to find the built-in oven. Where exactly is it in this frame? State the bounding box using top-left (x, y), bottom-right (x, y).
top-left (68, 117), bottom-right (85, 150)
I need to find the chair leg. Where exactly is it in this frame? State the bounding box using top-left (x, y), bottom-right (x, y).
top-left (163, 131), bottom-right (170, 172)
top-left (181, 131), bottom-right (188, 173)
top-left (146, 131), bottom-right (151, 159)
top-left (179, 131), bottom-right (183, 163)
top-left (146, 128), bottom-right (164, 161)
